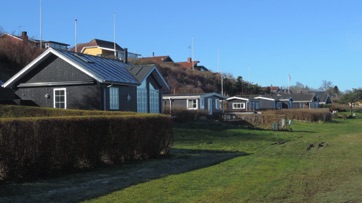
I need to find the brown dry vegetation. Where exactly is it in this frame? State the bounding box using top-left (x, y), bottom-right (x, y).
top-left (0, 35), bottom-right (44, 81)
top-left (131, 59), bottom-right (267, 95)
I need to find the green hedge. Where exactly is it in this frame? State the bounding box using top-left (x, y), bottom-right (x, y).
top-left (265, 109), bottom-right (332, 122)
top-left (164, 108), bottom-right (209, 122)
top-left (223, 109), bottom-right (332, 130)
top-left (0, 105), bottom-right (137, 118)
top-left (0, 114), bottom-right (173, 181)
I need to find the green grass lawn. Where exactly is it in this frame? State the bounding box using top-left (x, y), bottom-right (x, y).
top-left (85, 115), bottom-right (362, 203)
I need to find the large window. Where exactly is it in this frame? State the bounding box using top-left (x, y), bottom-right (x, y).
top-left (233, 102), bottom-right (245, 109)
top-left (149, 83), bottom-right (160, 113)
top-left (137, 80), bottom-right (148, 113)
top-left (54, 88), bottom-right (66, 109)
top-left (187, 99), bottom-right (198, 110)
top-left (215, 99), bottom-right (220, 109)
top-left (109, 87), bottom-right (119, 110)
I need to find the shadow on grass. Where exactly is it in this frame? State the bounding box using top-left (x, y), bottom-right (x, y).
top-left (0, 149), bottom-right (248, 203)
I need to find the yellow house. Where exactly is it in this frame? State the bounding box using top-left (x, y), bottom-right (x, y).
top-left (73, 39), bottom-right (140, 61)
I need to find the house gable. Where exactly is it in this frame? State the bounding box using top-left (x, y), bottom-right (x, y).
top-left (2, 48), bottom-right (139, 88)
top-left (127, 64), bottom-right (170, 91)
top-left (16, 56), bottom-right (94, 87)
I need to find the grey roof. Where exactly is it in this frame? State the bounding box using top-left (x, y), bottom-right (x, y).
top-left (92, 39), bottom-right (123, 50)
top-left (127, 64), bottom-right (170, 90)
top-left (2, 48), bottom-right (139, 88)
top-left (127, 64), bottom-right (154, 83)
top-left (163, 92), bottom-right (227, 100)
top-left (315, 91), bottom-right (330, 103)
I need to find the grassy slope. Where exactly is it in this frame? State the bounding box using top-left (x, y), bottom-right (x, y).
top-left (87, 116), bottom-right (362, 203)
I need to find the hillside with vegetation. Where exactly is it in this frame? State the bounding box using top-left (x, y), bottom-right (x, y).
top-left (0, 31), bottom-right (43, 82)
top-left (132, 59), bottom-right (267, 96)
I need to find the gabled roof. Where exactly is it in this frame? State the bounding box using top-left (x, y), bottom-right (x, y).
top-left (73, 38), bottom-right (124, 52)
top-left (0, 32), bottom-right (69, 47)
top-left (315, 91), bottom-right (331, 103)
top-left (0, 33), bottom-right (37, 44)
top-left (126, 64), bottom-right (170, 90)
top-left (253, 94), bottom-right (276, 101)
top-left (2, 48), bottom-right (139, 88)
top-left (226, 96), bottom-right (249, 101)
top-left (176, 57), bottom-right (200, 69)
top-left (163, 92), bottom-right (226, 100)
top-left (135, 56), bottom-right (174, 64)
top-left (287, 93), bottom-right (316, 102)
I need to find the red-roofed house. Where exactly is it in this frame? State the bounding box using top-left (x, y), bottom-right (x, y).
top-left (0, 31), bottom-right (69, 50)
top-left (176, 57), bottom-right (208, 71)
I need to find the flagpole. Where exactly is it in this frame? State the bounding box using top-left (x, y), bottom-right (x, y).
top-left (74, 19), bottom-right (77, 52)
top-left (114, 13), bottom-right (117, 59)
top-left (288, 74), bottom-right (291, 94)
top-left (39, 0), bottom-right (42, 49)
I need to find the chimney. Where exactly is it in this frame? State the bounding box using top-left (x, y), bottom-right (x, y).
top-left (187, 57), bottom-right (192, 63)
top-left (124, 48), bottom-right (128, 64)
top-left (152, 52), bottom-right (155, 57)
top-left (21, 31), bottom-right (28, 42)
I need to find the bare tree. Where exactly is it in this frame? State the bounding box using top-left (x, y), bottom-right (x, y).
top-left (320, 80), bottom-right (333, 91)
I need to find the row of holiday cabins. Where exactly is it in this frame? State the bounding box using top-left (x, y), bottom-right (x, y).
top-left (0, 48), bottom-right (331, 115)
top-left (164, 92), bottom-right (331, 115)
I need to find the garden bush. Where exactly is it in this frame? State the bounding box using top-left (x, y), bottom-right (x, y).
top-left (263, 109), bottom-right (332, 122)
top-left (0, 105), bottom-right (137, 118)
top-left (164, 108), bottom-right (209, 122)
top-left (223, 109), bottom-right (332, 130)
top-left (0, 114), bottom-right (173, 181)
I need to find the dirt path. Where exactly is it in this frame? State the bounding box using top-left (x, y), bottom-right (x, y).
top-left (0, 149), bottom-right (246, 203)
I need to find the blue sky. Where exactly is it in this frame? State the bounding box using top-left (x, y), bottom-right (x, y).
top-left (1, 0), bottom-right (362, 92)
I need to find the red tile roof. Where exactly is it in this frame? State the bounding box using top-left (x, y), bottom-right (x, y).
top-left (176, 57), bottom-right (199, 69)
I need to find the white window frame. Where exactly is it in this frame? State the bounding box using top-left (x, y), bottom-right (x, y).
top-left (109, 87), bottom-right (119, 110)
top-left (187, 99), bottom-right (198, 110)
top-left (53, 88), bottom-right (67, 109)
top-left (233, 102), bottom-right (245, 110)
top-left (215, 99), bottom-right (220, 110)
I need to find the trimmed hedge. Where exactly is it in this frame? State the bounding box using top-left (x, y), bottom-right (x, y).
top-left (223, 109), bottom-right (332, 130)
top-left (264, 109), bottom-right (332, 122)
top-left (0, 105), bottom-right (137, 118)
top-left (0, 114), bottom-right (173, 181)
top-left (164, 108), bottom-right (209, 122)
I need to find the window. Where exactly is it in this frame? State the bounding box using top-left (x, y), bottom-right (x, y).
top-left (149, 82), bottom-right (160, 113)
top-left (54, 88), bottom-right (66, 109)
top-left (233, 103), bottom-right (245, 109)
top-left (109, 87), bottom-right (119, 110)
top-left (200, 98), bottom-right (204, 109)
top-left (215, 99), bottom-right (220, 109)
top-left (137, 80), bottom-right (148, 113)
top-left (187, 99), bottom-right (198, 110)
